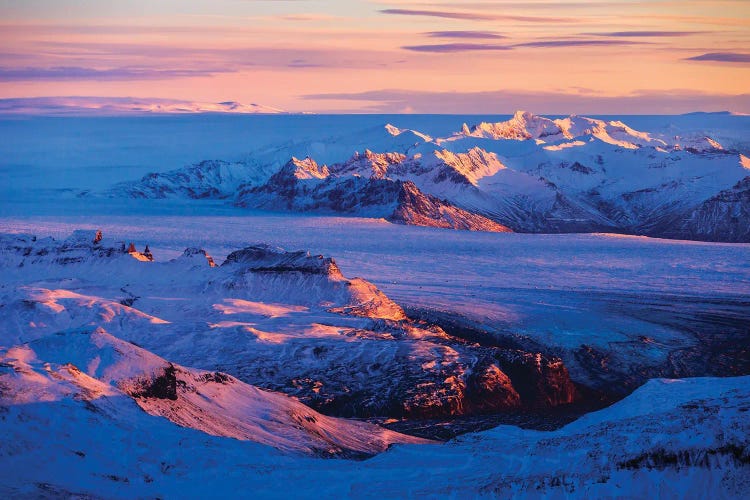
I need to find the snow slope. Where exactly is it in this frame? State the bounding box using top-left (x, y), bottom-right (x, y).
top-left (0, 223), bottom-right (747, 497)
top-left (2, 231), bottom-right (748, 496)
top-left (0, 327), bottom-right (426, 458)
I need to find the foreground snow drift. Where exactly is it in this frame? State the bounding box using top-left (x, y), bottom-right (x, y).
top-left (1, 373), bottom-right (747, 498)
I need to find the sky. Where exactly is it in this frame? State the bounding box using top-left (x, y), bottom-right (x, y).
top-left (0, 0), bottom-right (749, 113)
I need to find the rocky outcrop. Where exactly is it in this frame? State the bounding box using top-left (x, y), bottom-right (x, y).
top-left (178, 247), bottom-right (217, 267)
top-left (126, 363), bottom-right (179, 400)
top-left (222, 244), bottom-right (344, 277)
top-left (496, 352), bottom-right (577, 407)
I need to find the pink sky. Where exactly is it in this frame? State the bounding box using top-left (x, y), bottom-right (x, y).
top-left (0, 0), bottom-right (748, 113)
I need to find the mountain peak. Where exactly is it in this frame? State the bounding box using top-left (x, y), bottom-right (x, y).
top-left (384, 123), bottom-right (402, 136)
top-left (466, 111), bottom-right (561, 141)
top-left (512, 110), bottom-right (534, 120)
top-left (384, 123), bottom-right (432, 142)
top-left (285, 157), bottom-right (330, 179)
top-left (332, 150), bottom-right (406, 179)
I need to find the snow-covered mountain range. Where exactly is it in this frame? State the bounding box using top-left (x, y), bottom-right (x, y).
top-left (106, 111), bottom-right (750, 241)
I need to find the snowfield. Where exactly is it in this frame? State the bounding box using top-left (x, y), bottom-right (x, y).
top-left (1, 113), bottom-right (749, 498)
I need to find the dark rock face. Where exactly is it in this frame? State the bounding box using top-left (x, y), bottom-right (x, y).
top-left (464, 361), bottom-right (521, 411)
top-left (250, 158), bottom-right (329, 207)
top-left (226, 319), bottom-right (577, 421)
top-left (240, 170), bottom-right (511, 232)
top-left (390, 181), bottom-right (512, 232)
top-left (222, 244), bottom-right (343, 277)
top-left (126, 364), bottom-right (178, 401)
top-left (199, 372), bottom-right (232, 384)
top-left (115, 160), bottom-right (246, 199)
top-left (569, 161), bottom-right (593, 174)
top-left (664, 176), bottom-right (750, 242)
top-left (496, 352), bottom-right (577, 407)
top-left (617, 445), bottom-right (750, 471)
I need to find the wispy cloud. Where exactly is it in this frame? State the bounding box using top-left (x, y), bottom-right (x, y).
top-left (402, 38), bottom-right (647, 53)
top-left (402, 43), bottom-right (511, 53)
top-left (302, 88), bottom-right (750, 114)
top-left (631, 14), bottom-right (750, 27)
top-left (589, 30), bottom-right (706, 37)
top-left (0, 66), bottom-right (228, 81)
top-left (278, 13), bottom-right (339, 22)
top-left (379, 8), bottom-right (575, 23)
top-left (424, 30), bottom-right (506, 40)
top-left (0, 23), bottom-right (244, 35)
top-left (685, 52), bottom-right (750, 63)
top-left (287, 59), bottom-right (322, 68)
top-left (514, 39), bottom-right (650, 48)
top-left (380, 8), bottom-right (495, 21)
top-left (0, 41), bottom-right (400, 78)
